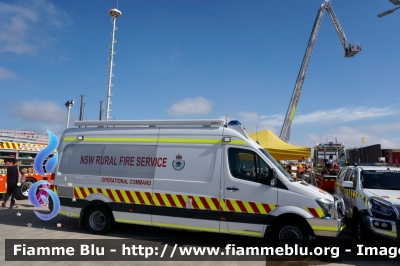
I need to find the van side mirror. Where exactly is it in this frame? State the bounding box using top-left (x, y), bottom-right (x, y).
top-left (260, 168), bottom-right (277, 187)
top-left (342, 181), bottom-right (354, 189)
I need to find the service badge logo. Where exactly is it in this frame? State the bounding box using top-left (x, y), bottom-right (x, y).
top-left (172, 153), bottom-right (185, 171)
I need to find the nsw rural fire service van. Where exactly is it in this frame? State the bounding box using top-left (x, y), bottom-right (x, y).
top-left (51, 119), bottom-right (346, 246)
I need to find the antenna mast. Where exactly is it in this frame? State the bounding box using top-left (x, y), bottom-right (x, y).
top-left (105, 8), bottom-right (122, 121)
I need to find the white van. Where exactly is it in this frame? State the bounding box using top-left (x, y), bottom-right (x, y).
top-left (51, 119), bottom-right (346, 247)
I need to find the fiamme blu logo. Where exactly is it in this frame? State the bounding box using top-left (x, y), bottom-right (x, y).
top-left (28, 130), bottom-right (60, 221)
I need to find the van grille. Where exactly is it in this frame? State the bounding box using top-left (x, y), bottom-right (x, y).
top-left (57, 186), bottom-right (74, 198)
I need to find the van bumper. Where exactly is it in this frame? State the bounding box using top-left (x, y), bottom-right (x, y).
top-left (361, 215), bottom-right (398, 239)
top-left (308, 195), bottom-right (347, 238)
top-left (307, 216), bottom-right (346, 237)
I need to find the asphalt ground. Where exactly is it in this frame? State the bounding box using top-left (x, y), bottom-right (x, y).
top-left (0, 199), bottom-right (399, 266)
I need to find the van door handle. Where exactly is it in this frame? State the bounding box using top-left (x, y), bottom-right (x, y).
top-left (226, 187), bottom-right (239, 191)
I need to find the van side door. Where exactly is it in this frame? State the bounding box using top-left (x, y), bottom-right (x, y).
top-left (221, 146), bottom-right (278, 238)
top-left (151, 128), bottom-right (223, 233)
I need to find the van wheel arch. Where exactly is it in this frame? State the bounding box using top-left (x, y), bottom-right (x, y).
top-left (80, 201), bottom-right (115, 228)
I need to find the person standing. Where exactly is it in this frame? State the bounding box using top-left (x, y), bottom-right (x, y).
top-left (2, 160), bottom-right (21, 208)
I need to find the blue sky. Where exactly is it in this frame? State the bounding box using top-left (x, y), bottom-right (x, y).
top-left (1, 0), bottom-right (399, 150)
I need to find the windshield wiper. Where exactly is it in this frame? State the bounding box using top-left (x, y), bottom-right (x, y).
top-left (388, 187), bottom-right (400, 190)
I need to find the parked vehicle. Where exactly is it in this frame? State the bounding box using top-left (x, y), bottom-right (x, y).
top-left (313, 142), bottom-right (347, 192)
top-left (50, 119), bottom-right (346, 247)
top-left (334, 163), bottom-right (400, 241)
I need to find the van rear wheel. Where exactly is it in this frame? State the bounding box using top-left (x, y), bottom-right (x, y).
top-left (85, 206), bottom-right (114, 234)
top-left (273, 220), bottom-right (310, 247)
top-left (17, 178), bottom-right (35, 200)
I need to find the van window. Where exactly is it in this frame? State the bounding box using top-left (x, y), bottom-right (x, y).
top-left (228, 148), bottom-right (272, 185)
top-left (58, 144), bottom-right (105, 175)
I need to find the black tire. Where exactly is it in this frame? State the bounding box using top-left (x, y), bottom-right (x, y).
top-left (273, 220), bottom-right (310, 247)
top-left (356, 216), bottom-right (371, 243)
top-left (84, 206), bottom-right (114, 234)
top-left (48, 196), bottom-right (54, 212)
top-left (17, 178), bottom-right (35, 200)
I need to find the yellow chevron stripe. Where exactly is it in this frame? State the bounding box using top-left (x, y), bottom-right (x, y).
top-left (193, 196), bottom-right (205, 210)
top-left (219, 199), bottom-right (226, 211)
top-left (205, 197), bottom-right (217, 211)
top-left (255, 202), bottom-right (268, 214)
top-left (242, 201), bottom-right (255, 214)
top-left (171, 194), bottom-right (183, 208)
top-left (140, 191), bottom-right (151, 205)
top-left (160, 193), bottom-right (171, 207)
top-left (120, 190), bottom-right (130, 203)
top-left (111, 189), bottom-right (120, 202)
top-left (229, 200), bottom-right (242, 213)
top-left (269, 204), bottom-right (277, 212)
top-left (315, 208), bottom-right (325, 218)
top-left (75, 188), bottom-right (84, 199)
top-left (83, 187), bottom-right (91, 197)
top-left (130, 191), bottom-right (141, 204)
top-left (152, 193), bottom-right (161, 206)
top-left (92, 188), bottom-right (99, 193)
top-left (101, 188), bottom-right (109, 198)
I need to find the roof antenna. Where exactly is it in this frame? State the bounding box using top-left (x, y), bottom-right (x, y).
top-left (225, 114), bottom-right (228, 127)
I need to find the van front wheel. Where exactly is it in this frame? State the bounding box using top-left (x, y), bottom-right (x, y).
top-left (273, 220), bottom-right (310, 247)
top-left (85, 206), bottom-right (114, 234)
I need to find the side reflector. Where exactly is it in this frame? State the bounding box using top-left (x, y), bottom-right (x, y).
top-left (223, 137), bottom-right (231, 142)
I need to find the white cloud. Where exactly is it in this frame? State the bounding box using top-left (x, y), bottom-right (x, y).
top-left (257, 107), bottom-right (397, 128)
top-left (167, 97), bottom-right (213, 116)
top-left (9, 99), bottom-right (69, 124)
top-left (293, 107), bottom-right (396, 125)
top-left (306, 126), bottom-right (400, 150)
top-left (0, 0), bottom-right (71, 55)
top-left (0, 66), bottom-right (16, 80)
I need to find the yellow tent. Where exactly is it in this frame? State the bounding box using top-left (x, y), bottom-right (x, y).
top-left (248, 129), bottom-right (311, 161)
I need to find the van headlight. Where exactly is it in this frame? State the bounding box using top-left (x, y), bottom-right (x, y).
top-left (315, 198), bottom-right (334, 215)
top-left (368, 198), bottom-right (396, 217)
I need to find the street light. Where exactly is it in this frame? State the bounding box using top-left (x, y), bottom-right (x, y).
top-left (65, 100), bottom-right (74, 129)
top-left (378, 0), bottom-right (400, 18)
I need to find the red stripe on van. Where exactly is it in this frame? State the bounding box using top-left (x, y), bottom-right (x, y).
top-left (165, 194), bottom-right (176, 207)
top-left (190, 196), bottom-right (199, 209)
top-left (249, 201), bottom-right (260, 213)
top-left (155, 193), bottom-right (165, 206)
top-left (106, 189), bottom-right (115, 202)
top-left (308, 208), bottom-right (319, 218)
top-left (79, 188), bottom-right (87, 198)
top-left (88, 188), bottom-right (94, 195)
top-left (145, 192), bottom-right (153, 205)
top-left (262, 203), bottom-right (271, 214)
top-left (199, 197), bottom-right (210, 210)
top-left (236, 200), bottom-right (248, 213)
top-left (226, 200), bottom-right (235, 212)
top-left (211, 197), bottom-right (220, 210)
top-left (135, 192), bottom-right (145, 204)
top-left (74, 189), bottom-right (79, 199)
top-left (176, 194), bottom-right (186, 207)
top-left (126, 191), bottom-right (135, 203)
top-left (115, 190), bottom-right (124, 203)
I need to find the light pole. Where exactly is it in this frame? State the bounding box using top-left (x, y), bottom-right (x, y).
top-left (378, 0), bottom-right (400, 18)
top-left (65, 100), bottom-right (74, 129)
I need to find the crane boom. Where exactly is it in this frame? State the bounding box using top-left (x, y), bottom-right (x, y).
top-left (279, 0), bottom-right (361, 143)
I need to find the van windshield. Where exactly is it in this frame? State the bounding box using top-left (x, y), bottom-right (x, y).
top-left (259, 148), bottom-right (295, 182)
